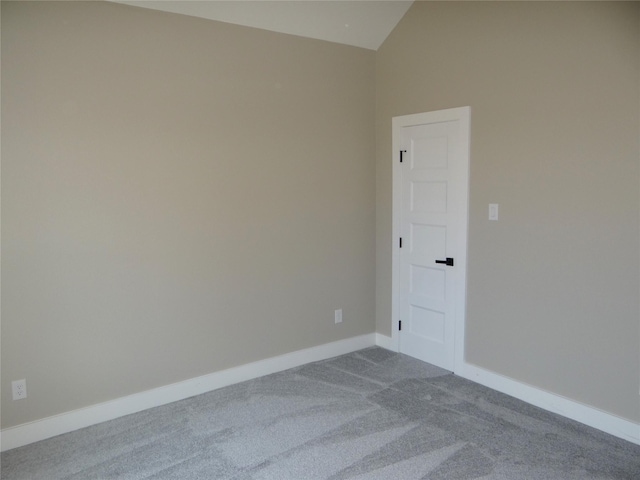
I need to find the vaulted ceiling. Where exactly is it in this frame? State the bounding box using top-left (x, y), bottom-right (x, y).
top-left (110, 1), bottom-right (414, 50)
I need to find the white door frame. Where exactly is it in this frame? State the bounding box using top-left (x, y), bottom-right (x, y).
top-left (391, 106), bottom-right (471, 374)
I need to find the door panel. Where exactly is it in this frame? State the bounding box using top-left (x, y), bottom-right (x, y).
top-left (396, 114), bottom-right (467, 371)
top-left (411, 181), bottom-right (448, 213)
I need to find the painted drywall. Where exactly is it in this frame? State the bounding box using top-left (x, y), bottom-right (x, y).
top-left (1, 1), bottom-right (376, 428)
top-left (376, 1), bottom-right (640, 422)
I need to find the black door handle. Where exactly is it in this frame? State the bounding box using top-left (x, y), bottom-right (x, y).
top-left (435, 257), bottom-right (454, 266)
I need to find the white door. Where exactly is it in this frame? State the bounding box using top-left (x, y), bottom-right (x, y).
top-left (392, 107), bottom-right (470, 372)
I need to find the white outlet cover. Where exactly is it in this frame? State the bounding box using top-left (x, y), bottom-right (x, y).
top-left (334, 309), bottom-right (343, 324)
top-left (12, 379), bottom-right (27, 400)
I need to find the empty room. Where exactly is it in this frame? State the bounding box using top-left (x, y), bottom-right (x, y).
top-left (2, 1), bottom-right (639, 478)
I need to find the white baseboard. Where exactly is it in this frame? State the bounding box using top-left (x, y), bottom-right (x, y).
top-left (4, 334), bottom-right (637, 451)
top-left (375, 334), bottom-right (639, 445)
top-left (458, 362), bottom-right (640, 446)
top-left (375, 333), bottom-right (393, 350)
top-left (0, 333), bottom-right (377, 452)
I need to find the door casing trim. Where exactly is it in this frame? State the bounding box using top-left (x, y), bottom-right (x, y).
top-left (391, 106), bottom-right (471, 374)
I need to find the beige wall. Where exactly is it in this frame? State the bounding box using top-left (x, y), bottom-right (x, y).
top-left (376, 1), bottom-right (640, 422)
top-left (1, 1), bottom-right (376, 428)
top-left (3, 0), bottom-right (639, 434)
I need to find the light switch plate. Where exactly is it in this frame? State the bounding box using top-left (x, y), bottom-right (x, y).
top-left (489, 204), bottom-right (499, 221)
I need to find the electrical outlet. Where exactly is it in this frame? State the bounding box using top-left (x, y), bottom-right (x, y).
top-left (334, 309), bottom-right (343, 324)
top-left (12, 379), bottom-right (27, 400)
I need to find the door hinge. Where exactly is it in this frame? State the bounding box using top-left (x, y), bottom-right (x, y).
top-left (400, 150), bottom-right (406, 163)
top-left (399, 237), bottom-right (403, 248)
top-left (399, 320), bottom-right (402, 331)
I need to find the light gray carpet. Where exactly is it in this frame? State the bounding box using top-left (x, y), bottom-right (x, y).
top-left (2, 347), bottom-right (639, 479)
